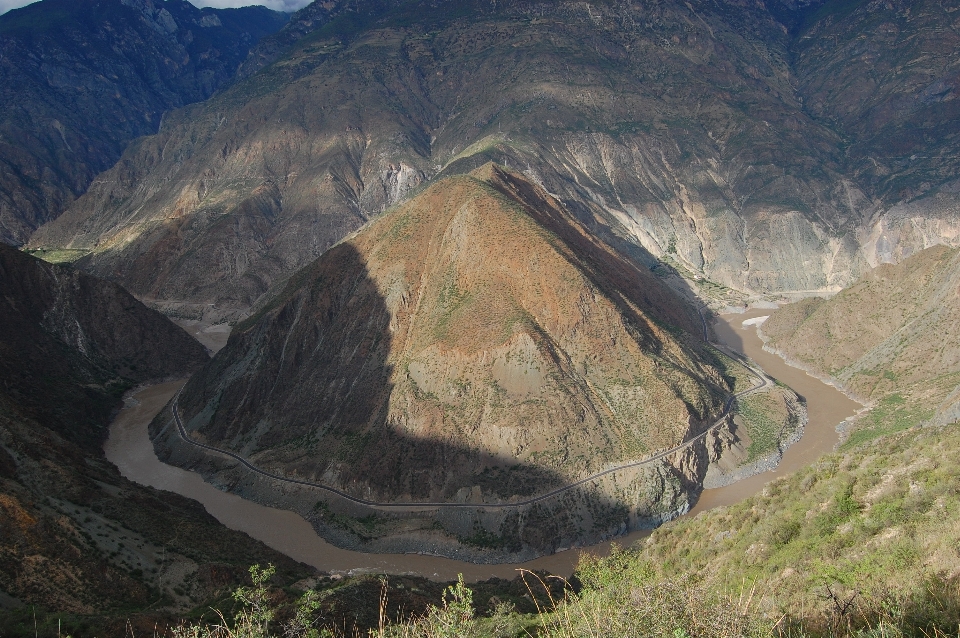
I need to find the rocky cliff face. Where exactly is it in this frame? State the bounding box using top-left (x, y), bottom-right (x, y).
top-left (791, 0), bottom-right (960, 270)
top-left (5, 2), bottom-right (916, 307)
top-left (0, 244), bottom-right (309, 619)
top-left (761, 244), bottom-right (960, 440)
top-left (0, 0), bottom-right (288, 245)
top-left (30, 0), bottom-right (960, 312)
top-left (152, 165), bottom-right (734, 558)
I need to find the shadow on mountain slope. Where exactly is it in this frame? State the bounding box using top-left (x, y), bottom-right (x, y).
top-left (157, 171), bottom-right (729, 558)
top-left (0, 244), bottom-right (208, 448)
top-left (0, 245), bottom-right (310, 620)
top-left (171, 241), bottom-right (574, 502)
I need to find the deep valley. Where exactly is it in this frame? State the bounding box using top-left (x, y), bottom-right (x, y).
top-left (2, 0), bottom-right (960, 635)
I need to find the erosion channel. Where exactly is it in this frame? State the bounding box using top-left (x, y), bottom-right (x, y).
top-left (104, 309), bottom-right (861, 580)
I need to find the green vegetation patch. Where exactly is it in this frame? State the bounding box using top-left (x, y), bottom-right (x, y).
top-left (311, 501), bottom-right (395, 541)
top-left (458, 523), bottom-right (514, 551)
top-left (708, 347), bottom-right (760, 394)
top-left (23, 248), bottom-right (90, 264)
top-left (633, 420), bottom-right (960, 635)
top-left (736, 389), bottom-right (793, 461)
top-left (843, 392), bottom-right (934, 450)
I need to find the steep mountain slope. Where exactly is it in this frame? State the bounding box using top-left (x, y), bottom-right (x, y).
top-left (0, 0), bottom-right (288, 245)
top-left (0, 245), bottom-right (310, 621)
top-left (153, 165), bottom-right (734, 559)
top-left (233, 0), bottom-right (368, 79)
top-left (761, 244), bottom-right (960, 444)
top-left (0, 243), bottom-right (208, 441)
top-left (34, 0), bottom-right (951, 313)
top-left (791, 0), bottom-right (960, 266)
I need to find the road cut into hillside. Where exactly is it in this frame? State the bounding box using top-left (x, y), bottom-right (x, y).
top-left (105, 308), bottom-right (860, 579)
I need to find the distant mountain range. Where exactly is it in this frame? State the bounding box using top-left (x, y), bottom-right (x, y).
top-left (24, 0), bottom-right (960, 314)
top-left (0, 0), bottom-right (288, 244)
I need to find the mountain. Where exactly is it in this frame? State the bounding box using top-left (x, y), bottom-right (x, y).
top-left (0, 0), bottom-right (288, 245)
top-left (793, 0), bottom-right (960, 216)
top-left (760, 244), bottom-right (960, 445)
top-left (30, 0), bottom-right (960, 316)
top-left (0, 244), bottom-right (310, 624)
top-left (151, 165), bottom-right (741, 559)
top-left (0, 242), bottom-right (209, 441)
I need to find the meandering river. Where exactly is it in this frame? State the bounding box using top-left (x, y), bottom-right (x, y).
top-left (104, 309), bottom-right (860, 580)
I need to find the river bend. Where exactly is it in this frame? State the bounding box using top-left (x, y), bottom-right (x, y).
top-left (104, 310), bottom-right (860, 580)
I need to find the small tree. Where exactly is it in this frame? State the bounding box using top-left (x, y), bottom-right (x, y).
top-left (233, 563), bottom-right (277, 637)
top-left (283, 590), bottom-right (323, 638)
top-left (423, 574), bottom-right (475, 638)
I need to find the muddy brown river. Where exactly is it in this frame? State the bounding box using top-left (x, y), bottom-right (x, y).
top-left (689, 309), bottom-right (863, 514)
top-left (104, 309), bottom-right (861, 580)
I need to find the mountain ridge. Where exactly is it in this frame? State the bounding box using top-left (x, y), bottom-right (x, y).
top-left (25, 0), bottom-right (926, 312)
top-left (30, 0), bottom-right (960, 315)
top-left (0, 0), bottom-right (288, 245)
top-left (147, 164), bottom-right (771, 559)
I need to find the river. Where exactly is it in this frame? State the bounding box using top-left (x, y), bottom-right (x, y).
top-left (104, 309), bottom-right (861, 580)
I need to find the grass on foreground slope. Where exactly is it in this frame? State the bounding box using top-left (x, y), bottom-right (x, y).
top-left (170, 422), bottom-right (960, 638)
top-left (635, 421), bottom-right (960, 637)
top-left (168, 563), bottom-right (770, 638)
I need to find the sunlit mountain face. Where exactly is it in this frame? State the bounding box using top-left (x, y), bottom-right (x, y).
top-left (2, 0), bottom-right (960, 633)
top-left (27, 0), bottom-right (960, 318)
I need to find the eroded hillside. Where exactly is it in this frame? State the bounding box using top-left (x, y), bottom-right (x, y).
top-left (761, 244), bottom-right (960, 445)
top-left (152, 165), bottom-right (746, 560)
top-left (31, 0), bottom-right (960, 313)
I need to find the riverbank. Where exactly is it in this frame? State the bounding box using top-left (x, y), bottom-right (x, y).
top-left (105, 308), bottom-right (861, 580)
top-left (689, 309), bottom-right (862, 514)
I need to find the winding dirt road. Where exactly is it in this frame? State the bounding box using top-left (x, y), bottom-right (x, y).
top-left (168, 355), bottom-right (770, 511)
top-left (106, 310), bottom-right (859, 579)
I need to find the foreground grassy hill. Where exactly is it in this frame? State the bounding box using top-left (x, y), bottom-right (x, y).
top-left (524, 249), bottom-right (960, 636)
